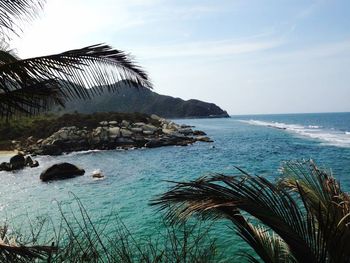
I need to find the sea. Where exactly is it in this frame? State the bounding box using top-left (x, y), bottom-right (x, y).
top-left (1, 112), bottom-right (350, 261)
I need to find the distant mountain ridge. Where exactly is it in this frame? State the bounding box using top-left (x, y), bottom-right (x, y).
top-left (56, 84), bottom-right (229, 118)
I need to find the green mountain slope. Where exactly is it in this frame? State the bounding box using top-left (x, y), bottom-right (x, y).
top-left (56, 85), bottom-right (229, 118)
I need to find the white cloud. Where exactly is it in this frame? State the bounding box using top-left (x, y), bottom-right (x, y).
top-left (129, 39), bottom-right (283, 60)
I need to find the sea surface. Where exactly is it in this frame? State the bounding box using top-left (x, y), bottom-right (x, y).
top-left (1, 112), bottom-right (350, 261)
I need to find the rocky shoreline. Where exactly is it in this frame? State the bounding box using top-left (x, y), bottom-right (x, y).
top-left (19, 115), bottom-right (212, 155)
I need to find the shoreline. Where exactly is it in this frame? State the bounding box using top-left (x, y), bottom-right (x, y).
top-left (0, 150), bottom-right (17, 157)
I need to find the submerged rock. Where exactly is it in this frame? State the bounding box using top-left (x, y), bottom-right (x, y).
top-left (92, 169), bottom-right (104, 179)
top-left (40, 163), bottom-right (85, 182)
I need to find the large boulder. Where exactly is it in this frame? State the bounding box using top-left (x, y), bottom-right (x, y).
top-left (121, 120), bottom-right (130, 128)
top-left (40, 163), bottom-right (85, 182)
top-left (143, 124), bottom-right (158, 132)
top-left (120, 128), bottom-right (133, 137)
top-left (108, 127), bottom-right (120, 138)
top-left (108, 121), bottom-right (118, 126)
top-left (9, 154), bottom-right (26, 170)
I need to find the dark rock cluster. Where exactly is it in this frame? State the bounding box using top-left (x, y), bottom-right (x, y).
top-left (0, 154), bottom-right (39, 171)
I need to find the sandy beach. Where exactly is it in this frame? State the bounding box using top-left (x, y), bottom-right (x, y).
top-left (0, 150), bottom-right (17, 157)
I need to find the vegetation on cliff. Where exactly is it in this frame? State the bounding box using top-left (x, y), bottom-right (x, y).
top-left (0, 112), bottom-right (157, 149)
top-left (54, 85), bottom-right (229, 118)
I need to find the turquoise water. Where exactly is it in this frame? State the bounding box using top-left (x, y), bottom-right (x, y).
top-left (1, 112), bottom-right (350, 261)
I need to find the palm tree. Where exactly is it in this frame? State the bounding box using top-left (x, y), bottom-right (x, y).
top-left (153, 160), bottom-right (350, 262)
top-left (0, 0), bottom-right (152, 260)
top-left (0, 0), bottom-right (152, 119)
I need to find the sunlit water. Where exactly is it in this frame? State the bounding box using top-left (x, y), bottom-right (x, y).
top-left (1, 112), bottom-right (350, 261)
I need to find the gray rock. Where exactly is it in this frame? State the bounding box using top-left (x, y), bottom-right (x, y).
top-left (108, 121), bottom-right (118, 125)
top-left (115, 137), bottom-right (134, 145)
top-left (121, 120), bottom-right (130, 128)
top-left (193, 130), bottom-right (206, 136)
top-left (92, 170), bottom-right (104, 179)
top-left (143, 130), bottom-right (154, 135)
top-left (133, 122), bottom-right (146, 127)
top-left (162, 129), bottom-right (184, 137)
top-left (178, 128), bottom-right (193, 135)
top-left (108, 127), bottom-right (120, 138)
top-left (196, 136), bottom-right (213, 142)
top-left (92, 127), bottom-right (108, 141)
top-left (120, 128), bottom-right (133, 137)
top-left (143, 124), bottom-right (158, 132)
top-left (40, 163), bottom-right (85, 182)
top-left (57, 130), bottom-right (69, 140)
top-left (130, 127), bottom-right (143, 133)
top-left (150, 114), bottom-right (161, 120)
top-left (99, 121), bottom-right (108, 126)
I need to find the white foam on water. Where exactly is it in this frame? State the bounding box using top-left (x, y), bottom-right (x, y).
top-left (239, 119), bottom-right (350, 148)
top-left (65, 149), bottom-right (105, 156)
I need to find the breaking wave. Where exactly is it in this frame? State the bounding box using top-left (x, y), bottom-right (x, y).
top-left (240, 120), bottom-right (350, 148)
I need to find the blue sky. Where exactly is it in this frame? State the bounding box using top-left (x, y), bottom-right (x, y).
top-left (10, 0), bottom-right (350, 114)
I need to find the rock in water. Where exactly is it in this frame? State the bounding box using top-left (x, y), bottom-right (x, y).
top-left (92, 169), bottom-right (104, 179)
top-left (0, 162), bottom-right (12, 171)
top-left (40, 163), bottom-right (85, 182)
top-left (30, 160), bottom-right (39, 168)
top-left (9, 154), bottom-right (25, 170)
top-left (196, 136), bottom-right (213, 142)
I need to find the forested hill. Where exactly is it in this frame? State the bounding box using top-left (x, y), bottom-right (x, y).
top-left (55, 85), bottom-right (229, 118)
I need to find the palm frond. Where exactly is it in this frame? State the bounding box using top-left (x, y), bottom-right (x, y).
top-left (152, 168), bottom-right (327, 262)
top-left (0, 44), bottom-right (152, 118)
top-left (0, 224), bottom-right (56, 262)
top-left (0, 79), bottom-right (64, 118)
top-left (234, 216), bottom-right (296, 263)
top-left (0, 0), bottom-right (45, 39)
top-left (278, 160), bottom-right (350, 262)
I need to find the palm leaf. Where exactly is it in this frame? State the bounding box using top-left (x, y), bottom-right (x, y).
top-left (0, 224), bottom-right (56, 262)
top-left (231, 213), bottom-right (296, 263)
top-left (152, 169), bottom-right (326, 262)
top-left (278, 160), bottom-right (350, 262)
top-left (0, 43), bottom-right (152, 118)
top-left (0, 0), bottom-right (45, 39)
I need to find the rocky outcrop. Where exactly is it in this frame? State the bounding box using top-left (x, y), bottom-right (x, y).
top-left (0, 153), bottom-right (39, 171)
top-left (40, 163), bottom-right (85, 181)
top-left (23, 115), bottom-right (213, 155)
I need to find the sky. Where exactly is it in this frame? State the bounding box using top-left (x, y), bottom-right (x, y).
top-left (9, 0), bottom-right (350, 115)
